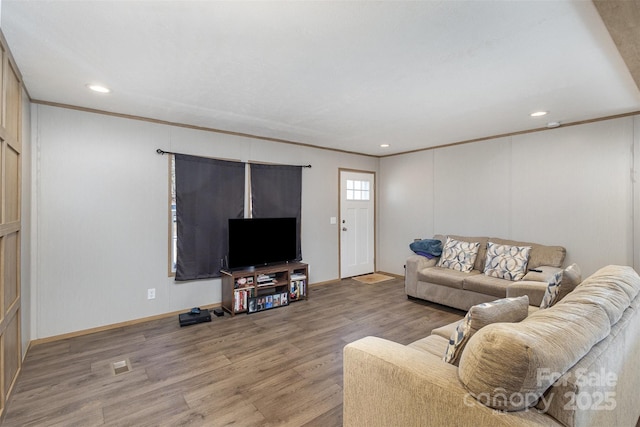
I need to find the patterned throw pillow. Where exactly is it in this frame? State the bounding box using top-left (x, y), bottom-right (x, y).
top-left (443, 295), bottom-right (529, 365)
top-left (437, 237), bottom-right (480, 273)
top-left (539, 270), bottom-right (563, 309)
top-left (483, 242), bottom-right (531, 281)
top-left (443, 315), bottom-right (471, 365)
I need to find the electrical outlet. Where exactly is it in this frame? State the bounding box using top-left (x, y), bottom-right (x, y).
top-left (147, 288), bottom-right (156, 300)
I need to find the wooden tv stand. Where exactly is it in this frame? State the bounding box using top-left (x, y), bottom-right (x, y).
top-left (220, 262), bottom-right (308, 316)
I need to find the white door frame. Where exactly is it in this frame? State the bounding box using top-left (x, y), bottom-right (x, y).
top-left (339, 168), bottom-right (376, 278)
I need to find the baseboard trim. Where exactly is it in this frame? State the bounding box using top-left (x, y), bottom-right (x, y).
top-left (28, 279), bottom-right (332, 347)
top-left (309, 279), bottom-right (340, 286)
top-left (30, 303), bottom-right (222, 347)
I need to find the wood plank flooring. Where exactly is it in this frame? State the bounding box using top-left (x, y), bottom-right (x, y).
top-left (1, 278), bottom-right (463, 426)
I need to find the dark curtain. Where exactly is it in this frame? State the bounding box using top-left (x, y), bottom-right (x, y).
top-left (175, 154), bottom-right (245, 281)
top-left (250, 163), bottom-right (302, 260)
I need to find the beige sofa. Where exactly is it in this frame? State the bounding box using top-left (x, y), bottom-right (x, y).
top-left (406, 234), bottom-right (566, 310)
top-left (344, 265), bottom-right (640, 427)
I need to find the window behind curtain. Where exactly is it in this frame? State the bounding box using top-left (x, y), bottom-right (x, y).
top-left (174, 154), bottom-right (245, 280)
top-left (250, 163), bottom-right (302, 261)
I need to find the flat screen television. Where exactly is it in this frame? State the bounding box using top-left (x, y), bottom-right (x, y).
top-left (227, 217), bottom-right (297, 270)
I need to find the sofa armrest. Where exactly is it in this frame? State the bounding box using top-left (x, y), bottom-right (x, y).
top-left (507, 266), bottom-right (562, 306)
top-left (405, 255), bottom-right (438, 296)
top-left (343, 336), bottom-right (555, 427)
top-left (506, 281), bottom-right (549, 306)
top-left (521, 266), bottom-right (563, 284)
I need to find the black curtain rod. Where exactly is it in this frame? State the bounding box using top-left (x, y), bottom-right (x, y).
top-left (156, 148), bottom-right (311, 168)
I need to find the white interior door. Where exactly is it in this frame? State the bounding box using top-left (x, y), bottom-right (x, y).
top-left (340, 170), bottom-right (375, 278)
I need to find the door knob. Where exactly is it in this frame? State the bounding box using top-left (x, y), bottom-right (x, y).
top-left (342, 227), bottom-right (347, 231)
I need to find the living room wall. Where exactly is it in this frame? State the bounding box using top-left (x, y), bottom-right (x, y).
top-left (31, 104), bottom-right (378, 339)
top-left (29, 104), bottom-right (640, 339)
top-left (379, 115), bottom-right (640, 278)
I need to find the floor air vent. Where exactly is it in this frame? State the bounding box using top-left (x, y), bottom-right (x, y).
top-left (112, 359), bottom-right (131, 375)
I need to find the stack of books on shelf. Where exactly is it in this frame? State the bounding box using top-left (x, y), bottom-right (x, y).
top-left (234, 288), bottom-right (254, 312)
top-left (290, 273), bottom-right (307, 301)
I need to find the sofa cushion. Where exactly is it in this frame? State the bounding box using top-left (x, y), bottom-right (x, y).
top-left (408, 334), bottom-right (449, 357)
top-left (559, 265), bottom-right (638, 325)
top-left (489, 237), bottom-right (565, 269)
top-left (418, 266), bottom-right (480, 290)
top-left (462, 274), bottom-right (510, 298)
top-left (539, 270), bottom-right (563, 309)
top-left (458, 302), bottom-right (611, 411)
top-left (483, 241), bottom-right (531, 281)
top-left (431, 320), bottom-right (463, 340)
top-left (578, 264), bottom-right (640, 301)
top-left (437, 237), bottom-right (480, 273)
top-left (442, 296), bottom-right (528, 366)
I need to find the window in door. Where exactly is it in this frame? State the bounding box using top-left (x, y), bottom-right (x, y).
top-left (346, 179), bottom-right (370, 201)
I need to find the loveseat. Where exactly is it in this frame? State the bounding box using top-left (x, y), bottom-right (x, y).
top-left (344, 265), bottom-right (640, 427)
top-left (406, 234), bottom-right (567, 310)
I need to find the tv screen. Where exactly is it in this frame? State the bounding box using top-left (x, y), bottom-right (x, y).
top-left (228, 217), bottom-right (297, 270)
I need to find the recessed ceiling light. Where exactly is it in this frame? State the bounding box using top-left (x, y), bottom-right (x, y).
top-left (86, 84), bottom-right (111, 93)
top-left (380, 144), bottom-right (390, 148)
top-left (530, 111), bottom-right (548, 117)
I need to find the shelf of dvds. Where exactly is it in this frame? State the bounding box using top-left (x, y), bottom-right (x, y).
top-left (220, 262), bottom-right (308, 316)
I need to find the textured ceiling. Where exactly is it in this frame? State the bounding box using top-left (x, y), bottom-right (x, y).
top-left (2, 0), bottom-right (640, 156)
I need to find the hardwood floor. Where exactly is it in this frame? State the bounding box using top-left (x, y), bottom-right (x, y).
top-left (1, 278), bottom-right (463, 426)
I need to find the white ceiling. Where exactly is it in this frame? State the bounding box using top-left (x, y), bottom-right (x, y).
top-left (1, 0), bottom-right (639, 156)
